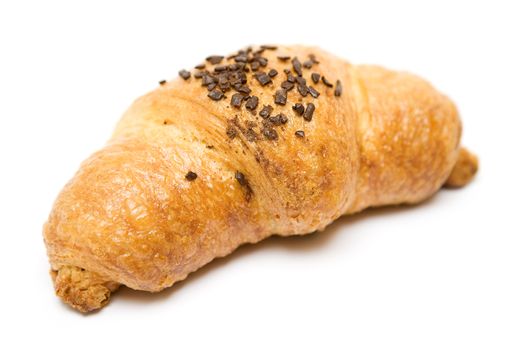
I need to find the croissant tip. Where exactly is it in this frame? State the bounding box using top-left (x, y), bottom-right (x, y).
top-left (51, 266), bottom-right (120, 313)
top-left (444, 147), bottom-right (479, 188)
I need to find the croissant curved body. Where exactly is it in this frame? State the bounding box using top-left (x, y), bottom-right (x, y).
top-left (43, 45), bottom-right (477, 312)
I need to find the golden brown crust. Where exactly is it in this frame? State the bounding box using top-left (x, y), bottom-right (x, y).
top-left (52, 266), bottom-right (120, 312)
top-left (444, 147), bottom-right (479, 188)
top-left (43, 45), bottom-right (477, 312)
top-left (347, 65), bottom-right (463, 212)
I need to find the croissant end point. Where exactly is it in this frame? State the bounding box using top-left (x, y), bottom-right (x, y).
top-left (444, 147), bottom-right (479, 188)
top-left (51, 266), bottom-right (120, 313)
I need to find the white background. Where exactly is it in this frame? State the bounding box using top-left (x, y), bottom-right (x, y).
top-left (1, 0), bottom-right (524, 349)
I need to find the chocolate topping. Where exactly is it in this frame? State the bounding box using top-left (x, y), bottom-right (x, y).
top-left (281, 81), bottom-right (294, 91)
top-left (292, 103), bottom-right (305, 116)
top-left (274, 89), bottom-right (287, 105)
top-left (308, 86), bottom-right (320, 98)
top-left (185, 171), bottom-right (198, 181)
top-left (321, 76), bottom-right (333, 87)
top-left (188, 46), bottom-right (331, 148)
top-left (262, 127), bottom-right (278, 140)
top-left (245, 96), bottom-right (259, 110)
top-left (255, 72), bottom-right (271, 86)
top-left (206, 55), bottom-right (224, 64)
top-left (231, 93), bottom-right (244, 108)
top-left (259, 105), bottom-right (273, 118)
top-left (304, 103), bottom-right (315, 121)
top-left (335, 80), bottom-right (342, 97)
top-left (292, 57), bottom-right (302, 76)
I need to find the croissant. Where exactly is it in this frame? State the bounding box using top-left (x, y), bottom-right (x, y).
top-left (43, 45), bottom-right (478, 312)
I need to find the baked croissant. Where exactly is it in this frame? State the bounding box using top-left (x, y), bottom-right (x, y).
top-left (43, 45), bottom-right (478, 312)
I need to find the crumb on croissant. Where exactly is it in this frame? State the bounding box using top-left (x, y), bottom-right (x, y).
top-left (51, 266), bottom-right (120, 313)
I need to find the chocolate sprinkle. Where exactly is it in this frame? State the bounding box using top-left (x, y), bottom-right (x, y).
top-left (335, 80), bottom-right (342, 97)
top-left (250, 61), bottom-right (260, 71)
top-left (303, 60), bottom-right (313, 69)
top-left (195, 63), bottom-right (206, 69)
top-left (179, 69), bottom-right (191, 80)
top-left (234, 55), bottom-right (248, 63)
top-left (277, 56), bottom-right (291, 61)
top-left (208, 90), bottom-right (224, 101)
top-left (292, 57), bottom-right (302, 76)
top-left (206, 55), bottom-right (224, 64)
top-left (269, 113), bottom-right (288, 125)
top-left (268, 69), bottom-right (278, 78)
top-left (311, 73), bottom-right (320, 84)
top-left (234, 171), bottom-right (253, 201)
top-left (202, 74), bottom-right (215, 86)
top-left (214, 65), bottom-right (228, 72)
top-left (261, 45), bottom-right (277, 50)
top-left (295, 130), bottom-right (305, 138)
top-left (281, 81), bottom-right (294, 91)
top-left (255, 72), bottom-right (271, 86)
top-left (321, 76), bottom-right (333, 87)
top-left (304, 103), bottom-right (315, 121)
top-left (259, 105), bottom-right (273, 118)
top-left (295, 76), bottom-right (306, 86)
top-left (231, 93), bottom-right (244, 108)
top-left (292, 103), bottom-right (305, 116)
top-left (159, 80), bottom-right (167, 85)
top-left (236, 85), bottom-right (251, 95)
top-left (274, 89), bottom-right (287, 105)
top-left (257, 57), bottom-right (268, 67)
top-left (262, 127), bottom-right (278, 140)
top-left (268, 116), bottom-right (280, 125)
top-left (218, 76), bottom-right (230, 91)
top-left (297, 84), bottom-right (308, 97)
top-left (185, 171), bottom-right (198, 181)
top-left (308, 86), bottom-right (320, 98)
top-left (194, 71), bottom-right (206, 79)
top-left (235, 171), bottom-right (248, 186)
top-left (245, 96), bottom-right (259, 110)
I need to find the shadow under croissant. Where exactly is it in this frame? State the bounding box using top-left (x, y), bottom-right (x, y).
top-left (89, 192), bottom-right (450, 311)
